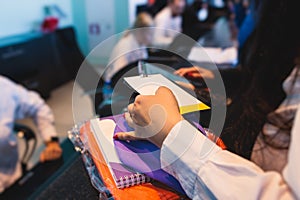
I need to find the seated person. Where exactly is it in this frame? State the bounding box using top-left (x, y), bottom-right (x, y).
top-left (231, 0), bottom-right (250, 28)
top-left (153, 0), bottom-right (186, 47)
top-left (146, 0), bottom-right (168, 17)
top-left (113, 0), bottom-right (300, 198)
top-left (103, 12), bottom-right (154, 83)
top-left (115, 83), bottom-right (300, 199)
top-left (0, 75), bottom-right (62, 193)
top-left (175, 0), bottom-right (300, 160)
top-left (236, 0), bottom-right (256, 50)
top-left (227, 0), bottom-right (257, 56)
top-left (182, 0), bottom-right (214, 41)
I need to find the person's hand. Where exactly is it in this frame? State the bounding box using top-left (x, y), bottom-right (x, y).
top-left (174, 66), bottom-right (215, 79)
top-left (40, 141), bottom-right (62, 162)
top-left (115, 86), bottom-right (183, 148)
top-left (175, 81), bottom-right (195, 91)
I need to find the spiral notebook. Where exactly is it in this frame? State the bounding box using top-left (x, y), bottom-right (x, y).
top-left (92, 114), bottom-right (206, 195)
top-left (90, 118), bottom-right (151, 188)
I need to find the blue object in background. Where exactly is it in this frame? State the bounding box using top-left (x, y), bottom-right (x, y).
top-left (237, 11), bottom-right (255, 49)
top-left (102, 81), bottom-right (113, 101)
top-left (237, 0), bottom-right (257, 49)
top-left (97, 81), bottom-right (113, 112)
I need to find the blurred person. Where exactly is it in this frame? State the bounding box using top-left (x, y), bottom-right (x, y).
top-left (176, 0), bottom-right (300, 160)
top-left (0, 75), bottom-right (62, 193)
top-left (236, 0), bottom-right (256, 49)
top-left (233, 0), bottom-right (250, 28)
top-left (226, 0), bottom-right (250, 27)
top-left (116, 82), bottom-right (300, 199)
top-left (146, 0), bottom-right (168, 17)
top-left (103, 12), bottom-right (154, 83)
top-left (225, 0), bottom-right (256, 51)
top-left (153, 0), bottom-right (186, 47)
top-left (182, 0), bottom-right (214, 41)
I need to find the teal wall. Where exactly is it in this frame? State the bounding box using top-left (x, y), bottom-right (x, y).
top-left (71, 1), bottom-right (89, 56)
top-left (0, 0), bottom-right (131, 55)
top-left (114, 0), bottom-right (130, 34)
top-left (71, 0), bottom-right (130, 57)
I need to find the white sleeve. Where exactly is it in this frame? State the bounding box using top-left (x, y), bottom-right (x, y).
top-left (13, 83), bottom-right (57, 141)
top-left (160, 120), bottom-right (298, 199)
top-left (153, 14), bottom-right (174, 47)
top-left (283, 103), bottom-right (300, 199)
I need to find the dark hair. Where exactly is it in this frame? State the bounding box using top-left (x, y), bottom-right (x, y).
top-left (220, 0), bottom-right (300, 159)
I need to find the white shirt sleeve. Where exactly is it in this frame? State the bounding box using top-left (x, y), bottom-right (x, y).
top-left (104, 34), bottom-right (148, 82)
top-left (0, 77), bottom-right (58, 192)
top-left (12, 81), bottom-right (57, 141)
top-left (153, 7), bottom-right (180, 47)
top-left (283, 103), bottom-right (300, 199)
top-left (153, 18), bottom-right (174, 47)
top-left (161, 117), bottom-right (299, 199)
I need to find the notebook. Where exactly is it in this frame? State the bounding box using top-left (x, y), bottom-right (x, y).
top-left (98, 114), bottom-right (206, 195)
top-left (142, 62), bottom-right (191, 84)
top-left (90, 118), bottom-right (151, 188)
top-left (123, 74), bottom-right (210, 114)
top-left (188, 46), bottom-right (237, 64)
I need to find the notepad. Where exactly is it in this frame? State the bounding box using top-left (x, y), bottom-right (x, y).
top-left (124, 74), bottom-right (210, 114)
top-left (90, 118), bottom-right (151, 188)
top-left (100, 114), bottom-right (196, 195)
top-left (143, 62), bottom-right (191, 84)
top-left (188, 46), bottom-right (238, 64)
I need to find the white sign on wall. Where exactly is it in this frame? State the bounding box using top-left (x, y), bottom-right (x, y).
top-left (86, 0), bottom-right (116, 53)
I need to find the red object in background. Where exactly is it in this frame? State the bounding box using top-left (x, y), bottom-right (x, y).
top-left (41, 16), bottom-right (59, 33)
top-left (186, 72), bottom-right (195, 78)
top-left (148, 0), bottom-right (155, 5)
top-left (206, 132), bottom-right (227, 150)
top-left (184, 72), bottom-right (204, 82)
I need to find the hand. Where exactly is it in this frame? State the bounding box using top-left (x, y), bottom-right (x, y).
top-left (40, 141), bottom-right (62, 162)
top-left (115, 87), bottom-right (183, 148)
top-left (174, 66), bottom-right (215, 80)
top-left (175, 81), bottom-right (195, 91)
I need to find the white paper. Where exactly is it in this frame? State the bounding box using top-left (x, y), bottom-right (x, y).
top-left (124, 74), bottom-right (202, 109)
top-left (90, 119), bottom-right (120, 163)
top-left (188, 46), bottom-right (237, 64)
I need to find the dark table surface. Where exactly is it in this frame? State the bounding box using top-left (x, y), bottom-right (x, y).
top-left (0, 139), bottom-right (99, 200)
top-left (34, 155), bottom-right (99, 200)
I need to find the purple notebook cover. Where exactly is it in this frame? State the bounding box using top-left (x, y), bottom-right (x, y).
top-left (102, 114), bottom-right (206, 195)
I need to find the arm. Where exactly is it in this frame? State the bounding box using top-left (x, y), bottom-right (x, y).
top-left (153, 10), bottom-right (176, 47)
top-left (174, 66), bottom-right (242, 96)
top-left (13, 84), bottom-right (57, 142)
top-left (116, 86), bottom-right (298, 199)
top-left (282, 103), bottom-right (300, 199)
top-left (10, 80), bottom-right (62, 162)
top-left (161, 117), bottom-right (298, 199)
